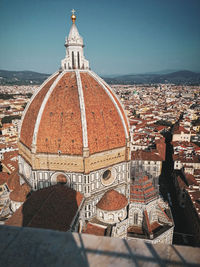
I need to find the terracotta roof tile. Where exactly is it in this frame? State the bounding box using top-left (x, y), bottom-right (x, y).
top-left (10, 183), bottom-right (30, 202)
top-left (104, 83), bottom-right (129, 135)
top-left (83, 222), bottom-right (106, 236)
top-left (81, 72), bottom-right (126, 154)
top-left (37, 72), bottom-right (83, 155)
top-left (127, 226), bottom-right (144, 235)
top-left (20, 71), bottom-right (128, 156)
top-left (0, 172), bottom-right (10, 184)
top-left (97, 189), bottom-right (128, 211)
top-left (20, 75), bottom-right (58, 148)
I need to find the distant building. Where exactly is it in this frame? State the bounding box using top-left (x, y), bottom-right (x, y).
top-left (172, 124), bottom-right (191, 142)
top-left (174, 171), bottom-right (200, 246)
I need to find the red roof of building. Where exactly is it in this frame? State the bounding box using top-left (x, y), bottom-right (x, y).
top-left (0, 172), bottom-right (10, 184)
top-left (130, 176), bottom-right (157, 204)
top-left (173, 124), bottom-right (190, 134)
top-left (97, 189), bottom-right (128, 211)
top-left (1, 169), bottom-right (31, 202)
top-left (10, 182), bottom-right (30, 202)
top-left (83, 222), bottom-right (106, 236)
top-left (131, 150), bottom-right (162, 161)
top-left (185, 174), bottom-right (198, 186)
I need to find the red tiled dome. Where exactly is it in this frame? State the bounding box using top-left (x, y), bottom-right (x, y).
top-left (97, 189), bottom-right (128, 211)
top-left (19, 70), bottom-right (129, 156)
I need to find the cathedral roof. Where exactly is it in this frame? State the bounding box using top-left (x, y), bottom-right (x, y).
top-left (19, 70), bottom-right (129, 155)
top-left (97, 189), bottom-right (128, 211)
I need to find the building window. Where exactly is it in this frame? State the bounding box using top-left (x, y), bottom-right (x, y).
top-left (109, 214), bottom-right (114, 221)
top-left (56, 174), bottom-right (67, 185)
top-left (134, 213), bottom-right (138, 225)
top-left (72, 51), bottom-right (75, 69)
top-left (73, 175), bottom-right (76, 182)
top-left (101, 168), bottom-right (116, 187)
top-left (77, 52), bottom-right (80, 69)
top-left (102, 170), bottom-right (111, 180)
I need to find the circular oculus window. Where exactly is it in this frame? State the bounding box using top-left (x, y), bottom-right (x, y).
top-left (57, 174), bottom-right (68, 185)
top-left (101, 168), bottom-right (116, 186)
top-left (51, 172), bottom-right (69, 186)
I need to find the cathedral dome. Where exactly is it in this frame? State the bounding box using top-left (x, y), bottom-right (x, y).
top-left (18, 12), bottom-right (130, 185)
top-left (20, 70), bottom-right (129, 156)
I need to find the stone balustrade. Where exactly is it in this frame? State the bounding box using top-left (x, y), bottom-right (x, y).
top-left (0, 225), bottom-right (200, 266)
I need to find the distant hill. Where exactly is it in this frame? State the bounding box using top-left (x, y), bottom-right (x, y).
top-left (0, 69), bottom-right (199, 85)
top-left (103, 70), bottom-right (200, 85)
top-left (0, 70), bottom-right (50, 85)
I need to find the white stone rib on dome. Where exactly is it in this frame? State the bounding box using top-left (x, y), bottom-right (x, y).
top-left (18, 71), bottom-right (59, 140)
top-left (31, 71), bottom-right (66, 149)
top-left (75, 70), bottom-right (88, 148)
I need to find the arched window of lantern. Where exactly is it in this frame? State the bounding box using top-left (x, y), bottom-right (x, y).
top-left (78, 52), bottom-right (80, 69)
top-left (72, 51), bottom-right (75, 69)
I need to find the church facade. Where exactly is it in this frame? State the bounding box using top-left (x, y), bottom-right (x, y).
top-left (17, 12), bottom-right (174, 244)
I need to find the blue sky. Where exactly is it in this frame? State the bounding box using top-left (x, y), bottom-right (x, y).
top-left (0, 0), bottom-right (200, 75)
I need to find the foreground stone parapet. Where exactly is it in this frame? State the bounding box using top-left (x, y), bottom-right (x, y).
top-left (0, 225), bottom-right (200, 267)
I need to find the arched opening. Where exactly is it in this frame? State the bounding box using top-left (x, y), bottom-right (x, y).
top-left (134, 213), bottom-right (138, 225)
top-left (77, 52), bottom-right (80, 69)
top-left (149, 210), bottom-right (153, 223)
top-left (72, 51), bottom-right (75, 69)
top-left (108, 213), bottom-right (114, 221)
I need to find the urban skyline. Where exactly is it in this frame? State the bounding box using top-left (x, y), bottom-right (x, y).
top-left (0, 0), bottom-right (200, 75)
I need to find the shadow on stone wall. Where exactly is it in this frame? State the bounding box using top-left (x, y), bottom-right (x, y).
top-left (0, 225), bottom-right (200, 266)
